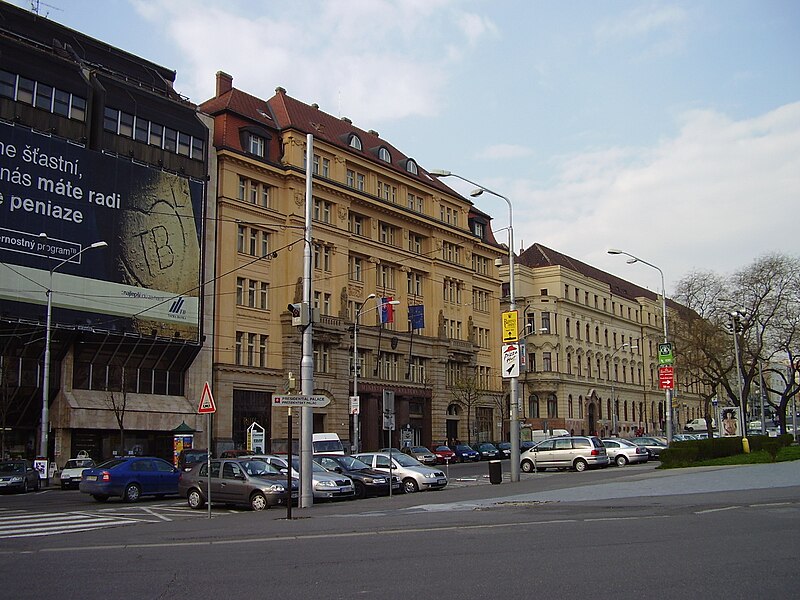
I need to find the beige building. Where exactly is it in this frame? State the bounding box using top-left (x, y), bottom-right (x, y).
top-left (504, 243), bottom-right (708, 439)
top-left (199, 74), bottom-right (507, 453)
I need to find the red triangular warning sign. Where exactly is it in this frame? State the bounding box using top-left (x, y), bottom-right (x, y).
top-left (198, 381), bottom-right (216, 414)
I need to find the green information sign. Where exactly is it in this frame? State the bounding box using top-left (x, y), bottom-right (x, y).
top-left (658, 342), bottom-right (674, 365)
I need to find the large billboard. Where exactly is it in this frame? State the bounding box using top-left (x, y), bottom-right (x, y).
top-left (0, 121), bottom-right (204, 341)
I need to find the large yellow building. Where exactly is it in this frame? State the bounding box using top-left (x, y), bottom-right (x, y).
top-left (200, 73), bottom-right (506, 453)
top-left (503, 243), bottom-right (708, 439)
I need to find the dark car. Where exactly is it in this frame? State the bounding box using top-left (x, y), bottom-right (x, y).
top-left (0, 459), bottom-right (41, 493)
top-left (220, 449), bottom-right (255, 459)
top-left (177, 448), bottom-right (209, 472)
top-left (314, 454), bottom-right (401, 498)
top-left (494, 442), bottom-right (512, 459)
top-left (79, 456), bottom-right (181, 502)
top-left (629, 436), bottom-right (668, 460)
top-left (452, 444), bottom-right (480, 462)
top-left (472, 442), bottom-right (500, 460)
top-left (432, 446), bottom-right (457, 464)
top-left (178, 458), bottom-right (296, 511)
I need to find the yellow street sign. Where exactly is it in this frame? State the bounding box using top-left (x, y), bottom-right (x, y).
top-left (502, 310), bottom-right (519, 343)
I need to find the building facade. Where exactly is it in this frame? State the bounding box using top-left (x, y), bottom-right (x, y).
top-left (502, 243), bottom-right (708, 439)
top-left (0, 3), bottom-right (213, 465)
top-left (200, 73), bottom-right (507, 453)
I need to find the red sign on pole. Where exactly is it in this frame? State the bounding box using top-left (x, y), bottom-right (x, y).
top-left (198, 381), bottom-right (216, 414)
top-left (658, 366), bottom-right (675, 390)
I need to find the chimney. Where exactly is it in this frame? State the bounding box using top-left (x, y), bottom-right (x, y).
top-left (216, 71), bottom-right (233, 96)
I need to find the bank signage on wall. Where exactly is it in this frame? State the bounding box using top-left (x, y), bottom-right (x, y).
top-left (0, 121), bottom-right (205, 341)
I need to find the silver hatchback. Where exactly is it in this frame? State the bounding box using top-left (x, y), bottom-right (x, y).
top-left (520, 436), bottom-right (609, 472)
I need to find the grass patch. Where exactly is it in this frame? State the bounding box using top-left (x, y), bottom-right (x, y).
top-left (658, 445), bottom-right (800, 469)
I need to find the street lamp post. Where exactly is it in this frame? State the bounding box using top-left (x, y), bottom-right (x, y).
top-left (40, 239), bottom-right (108, 461)
top-left (431, 170), bottom-right (520, 482)
top-left (610, 342), bottom-right (637, 436)
top-left (352, 295), bottom-right (399, 453)
top-left (607, 249), bottom-right (672, 443)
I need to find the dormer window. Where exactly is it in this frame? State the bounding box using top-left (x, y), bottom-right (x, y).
top-left (248, 133), bottom-right (265, 157)
top-left (349, 134), bottom-right (362, 150)
top-left (379, 147), bottom-right (391, 162)
top-left (405, 159), bottom-right (418, 175)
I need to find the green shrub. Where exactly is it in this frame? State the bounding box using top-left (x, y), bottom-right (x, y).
top-left (762, 442), bottom-right (781, 462)
top-left (660, 446), bottom-right (699, 466)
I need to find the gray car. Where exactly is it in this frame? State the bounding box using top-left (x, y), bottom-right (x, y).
top-left (0, 459), bottom-right (41, 493)
top-left (601, 438), bottom-right (649, 466)
top-left (250, 454), bottom-right (355, 500)
top-left (178, 458), bottom-right (296, 511)
top-left (520, 436), bottom-right (609, 472)
top-left (355, 451), bottom-right (447, 493)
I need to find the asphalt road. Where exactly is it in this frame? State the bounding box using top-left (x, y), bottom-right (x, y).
top-left (2, 460), bottom-right (799, 599)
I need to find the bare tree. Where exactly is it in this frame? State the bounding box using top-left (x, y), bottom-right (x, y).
top-left (105, 367), bottom-right (128, 455)
top-left (449, 368), bottom-right (482, 445)
top-left (675, 254), bottom-right (800, 431)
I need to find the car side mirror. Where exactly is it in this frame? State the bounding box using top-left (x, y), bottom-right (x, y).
top-left (334, 467), bottom-right (343, 473)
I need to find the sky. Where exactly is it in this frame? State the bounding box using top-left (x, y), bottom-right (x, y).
top-left (12, 0), bottom-right (800, 294)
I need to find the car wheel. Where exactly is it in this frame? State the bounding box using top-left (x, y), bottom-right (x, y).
top-left (123, 483), bottom-right (141, 503)
top-left (403, 478), bottom-right (419, 493)
top-left (250, 492), bottom-right (268, 511)
top-left (521, 460), bottom-right (535, 473)
top-left (187, 488), bottom-right (205, 509)
top-left (574, 458), bottom-right (588, 472)
top-left (354, 481), bottom-right (367, 499)
top-left (615, 455), bottom-right (628, 467)
top-left (92, 494), bottom-right (109, 502)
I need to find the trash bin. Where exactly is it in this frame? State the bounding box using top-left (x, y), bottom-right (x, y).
top-left (488, 460), bottom-right (502, 484)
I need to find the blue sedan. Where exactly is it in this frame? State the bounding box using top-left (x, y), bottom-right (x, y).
top-left (452, 444), bottom-right (480, 462)
top-left (80, 456), bottom-right (181, 502)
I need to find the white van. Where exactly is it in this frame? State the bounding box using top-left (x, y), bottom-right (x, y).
top-left (527, 429), bottom-right (570, 444)
top-left (312, 433), bottom-right (345, 455)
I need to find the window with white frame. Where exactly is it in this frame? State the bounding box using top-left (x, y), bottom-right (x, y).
top-left (442, 242), bottom-right (461, 264)
top-left (408, 356), bottom-right (427, 383)
top-left (377, 181), bottom-right (397, 203)
top-left (313, 343), bottom-right (331, 373)
top-left (349, 255), bottom-right (364, 282)
top-left (237, 225), bottom-right (246, 253)
top-left (236, 277), bottom-right (245, 305)
top-left (248, 134), bottom-right (265, 157)
top-left (235, 332), bottom-right (243, 365)
top-left (349, 213), bottom-right (365, 236)
top-left (349, 134), bottom-right (362, 150)
top-left (472, 254), bottom-right (489, 275)
top-left (313, 198), bottom-right (332, 223)
top-left (408, 232), bottom-right (423, 254)
top-left (378, 352), bottom-right (399, 380)
top-left (407, 271), bottom-right (423, 296)
top-left (259, 335), bottom-right (268, 368)
top-left (356, 173), bottom-right (365, 191)
top-left (248, 280), bottom-right (257, 307)
top-left (379, 222), bottom-right (396, 245)
top-left (378, 264), bottom-right (395, 290)
top-left (406, 159), bottom-right (418, 174)
top-left (378, 147), bottom-right (391, 162)
top-left (259, 282), bottom-right (269, 310)
top-left (247, 333), bottom-right (256, 366)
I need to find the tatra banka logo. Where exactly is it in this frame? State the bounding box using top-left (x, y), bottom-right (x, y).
top-left (169, 296), bottom-right (186, 316)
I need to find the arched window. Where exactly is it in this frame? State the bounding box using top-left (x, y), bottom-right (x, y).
top-left (585, 323), bottom-right (590, 340)
top-left (547, 394), bottom-right (558, 418)
top-left (607, 399), bottom-right (612, 419)
top-left (405, 159), bottom-right (418, 174)
top-left (528, 394), bottom-right (540, 418)
top-left (447, 403), bottom-right (460, 416)
top-left (568, 394), bottom-right (574, 418)
top-left (595, 326), bottom-right (600, 343)
top-left (576, 321), bottom-right (581, 340)
top-left (604, 329), bottom-right (609, 345)
top-left (624, 401), bottom-right (629, 421)
top-left (586, 356), bottom-right (591, 377)
top-left (379, 147), bottom-right (391, 162)
top-left (578, 395), bottom-right (584, 419)
top-left (348, 134), bottom-right (362, 150)
top-left (565, 318), bottom-right (571, 337)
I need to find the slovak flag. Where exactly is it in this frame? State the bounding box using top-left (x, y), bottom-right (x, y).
top-left (380, 296), bottom-right (395, 324)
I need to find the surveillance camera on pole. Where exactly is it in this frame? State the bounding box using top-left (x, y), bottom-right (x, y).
top-left (288, 302), bottom-right (310, 327)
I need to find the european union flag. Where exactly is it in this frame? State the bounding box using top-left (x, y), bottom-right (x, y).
top-left (408, 305), bottom-right (425, 330)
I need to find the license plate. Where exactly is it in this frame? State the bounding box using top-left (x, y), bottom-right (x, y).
top-left (86, 475), bottom-right (97, 481)
top-left (437, 479), bottom-right (446, 485)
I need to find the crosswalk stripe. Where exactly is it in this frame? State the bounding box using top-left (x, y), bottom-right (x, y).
top-left (0, 511), bottom-right (142, 539)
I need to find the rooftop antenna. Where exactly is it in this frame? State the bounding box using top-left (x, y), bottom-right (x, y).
top-left (30, 1), bottom-right (62, 17)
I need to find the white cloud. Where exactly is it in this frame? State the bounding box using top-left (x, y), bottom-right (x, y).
top-left (594, 3), bottom-right (690, 59)
top-left (510, 103), bottom-right (800, 290)
top-left (132, 0), bottom-right (488, 123)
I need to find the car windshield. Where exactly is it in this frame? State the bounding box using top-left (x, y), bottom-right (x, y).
top-left (239, 459), bottom-right (280, 477)
top-left (455, 445), bottom-right (473, 452)
top-left (0, 462), bottom-right (24, 473)
top-left (393, 453), bottom-right (423, 467)
top-left (616, 439), bottom-right (636, 448)
top-left (434, 446), bottom-right (451, 452)
top-left (97, 458), bottom-right (127, 469)
top-left (410, 447), bottom-right (429, 453)
top-left (65, 459), bottom-right (94, 469)
top-left (334, 456), bottom-right (369, 470)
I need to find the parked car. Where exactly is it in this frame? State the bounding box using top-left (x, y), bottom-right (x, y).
top-left (220, 449), bottom-right (255, 458)
top-left (494, 442), bottom-right (512, 459)
top-left (0, 459), bottom-right (41, 493)
top-left (520, 436), bottom-right (609, 473)
top-left (177, 448), bottom-right (209, 472)
top-left (401, 446), bottom-right (438, 465)
top-left (178, 458), bottom-right (296, 510)
top-left (601, 438), bottom-right (649, 466)
top-left (79, 456), bottom-right (181, 502)
top-left (354, 452), bottom-right (447, 493)
top-left (452, 444), bottom-right (480, 463)
top-left (685, 418), bottom-right (715, 432)
top-left (629, 436), bottom-right (669, 460)
top-left (671, 433), bottom-right (698, 442)
top-left (59, 456), bottom-right (96, 489)
top-left (314, 454), bottom-right (400, 498)
top-left (472, 442), bottom-right (500, 460)
top-left (520, 441), bottom-right (538, 452)
top-left (431, 445), bottom-right (457, 464)
top-left (250, 454), bottom-right (355, 500)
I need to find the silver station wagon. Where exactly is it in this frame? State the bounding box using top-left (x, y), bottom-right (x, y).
top-left (520, 436), bottom-right (609, 473)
